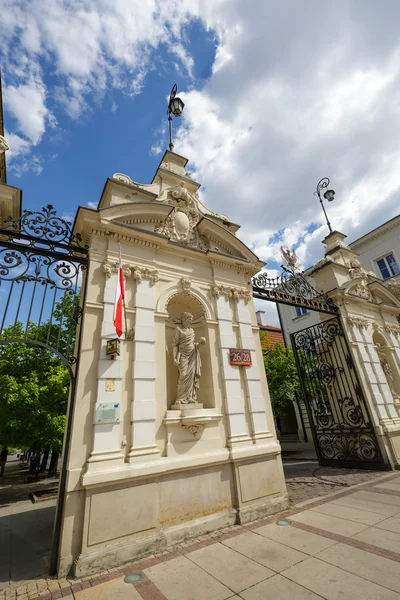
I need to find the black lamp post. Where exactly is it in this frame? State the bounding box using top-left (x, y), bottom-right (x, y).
top-left (314, 177), bottom-right (335, 234)
top-left (168, 83), bottom-right (185, 151)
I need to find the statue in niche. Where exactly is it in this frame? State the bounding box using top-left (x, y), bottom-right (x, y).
top-left (173, 312), bottom-right (206, 404)
top-left (375, 343), bottom-right (398, 398)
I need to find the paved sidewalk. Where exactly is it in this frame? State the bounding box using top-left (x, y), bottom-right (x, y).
top-left (3, 470), bottom-right (400, 600)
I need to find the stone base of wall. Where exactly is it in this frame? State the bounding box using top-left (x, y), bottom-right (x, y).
top-left (59, 453), bottom-right (289, 578)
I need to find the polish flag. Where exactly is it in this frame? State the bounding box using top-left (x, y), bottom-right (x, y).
top-left (113, 243), bottom-right (125, 337)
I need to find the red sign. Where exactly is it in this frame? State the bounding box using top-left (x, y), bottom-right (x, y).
top-left (229, 349), bottom-right (252, 366)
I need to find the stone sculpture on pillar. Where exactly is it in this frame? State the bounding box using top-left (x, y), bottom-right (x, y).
top-left (172, 312), bottom-right (206, 405)
top-left (375, 343), bottom-right (398, 399)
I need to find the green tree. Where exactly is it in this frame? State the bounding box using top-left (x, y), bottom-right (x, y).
top-left (262, 339), bottom-right (301, 418)
top-left (0, 293), bottom-right (80, 453)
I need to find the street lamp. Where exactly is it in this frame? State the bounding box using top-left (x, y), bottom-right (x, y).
top-left (314, 177), bottom-right (335, 234)
top-left (168, 83), bottom-right (184, 151)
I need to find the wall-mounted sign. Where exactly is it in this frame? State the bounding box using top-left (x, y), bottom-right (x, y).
top-left (94, 403), bottom-right (120, 424)
top-left (229, 349), bottom-right (252, 366)
top-left (105, 378), bottom-right (115, 392)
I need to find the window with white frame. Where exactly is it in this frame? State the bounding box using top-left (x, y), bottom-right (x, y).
top-left (295, 307), bottom-right (308, 318)
top-left (376, 253), bottom-right (400, 279)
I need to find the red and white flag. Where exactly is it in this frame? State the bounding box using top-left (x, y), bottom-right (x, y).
top-left (113, 243), bottom-right (125, 337)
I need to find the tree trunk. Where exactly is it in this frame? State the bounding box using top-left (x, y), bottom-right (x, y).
top-left (48, 450), bottom-right (59, 478)
top-left (40, 446), bottom-right (50, 472)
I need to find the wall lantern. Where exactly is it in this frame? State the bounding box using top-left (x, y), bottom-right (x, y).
top-left (168, 83), bottom-right (185, 151)
top-left (106, 338), bottom-right (120, 359)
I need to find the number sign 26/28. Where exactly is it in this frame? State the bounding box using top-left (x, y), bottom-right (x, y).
top-left (229, 349), bottom-right (252, 366)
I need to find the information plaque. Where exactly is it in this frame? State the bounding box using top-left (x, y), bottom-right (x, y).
top-left (229, 349), bottom-right (252, 366)
top-left (94, 402), bottom-right (120, 424)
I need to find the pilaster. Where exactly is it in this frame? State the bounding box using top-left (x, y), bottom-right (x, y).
top-left (128, 269), bottom-right (161, 461)
top-left (212, 286), bottom-right (252, 451)
top-left (236, 296), bottom-right (271, 442)
top-left (87, 265), bottom-right (125, 471)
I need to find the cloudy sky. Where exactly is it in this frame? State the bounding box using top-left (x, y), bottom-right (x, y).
top-left (1, 0), bottom-right (400, 325)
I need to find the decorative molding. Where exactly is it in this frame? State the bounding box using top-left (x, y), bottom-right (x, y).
top-left (211, 284), bottom-right (251, 303)
top-left (208, 236), bottom-right (236, 256)
top-left (131, 266), bottom-right (159, 285)
top-left (354, 281), bottom-right (374, 301)
top-left (385, 324), bottom-right (400, 335)
top-left (102, 261), bottom-right (158, 284)
top-left (103, 262), bottom-right (118, 277)
top-left (180, 277), bottom-right (191, 291)
top-left (113, 173), bottom-right (140, 188)
top-left (155, 183), bottom-right (209, 252)
top-left (183, 423), bottom-right (204, 437)
top-left (347, 316), bottom-right (369, 329)
top-left (386, 281), bottom-right (400, 300)
top-left (0, 135), bottom-right (9, 153)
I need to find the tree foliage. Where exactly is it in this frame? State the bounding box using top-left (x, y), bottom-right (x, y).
top-left (0, 293), bottom-right (80, 451)
top-left (262, 337), bottom-right (301, 419)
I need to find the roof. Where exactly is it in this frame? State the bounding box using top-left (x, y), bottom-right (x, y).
top-left (258, 324), bottom-right (285, 350)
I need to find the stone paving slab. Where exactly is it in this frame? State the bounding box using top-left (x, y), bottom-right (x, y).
top-left (290, 507), bottom-right (370, 536)
top-left (375, 516), bottom-right (400, 534)
top-left (316, 542), bottom-right (400, 594)
top-left (185, 542), bottom-right (273, 593)
top-left (143, 555), bottom-right (232, 600)
top-left (222, 531), bottom-right (308, 572)
top-left (310, 500), bottom-right (387, 525)
top-left (254, 521), bottom-right (337, 555)
top-left (330, 494), bottom-right (400, 516)
top-left (239, 573), bottom-right (322, 600)
top-left (282, 557), bottom-right (400, 600)
top-left (353, 526), bottom-right (400, 554)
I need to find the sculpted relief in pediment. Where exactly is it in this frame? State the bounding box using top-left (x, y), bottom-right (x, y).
top-left (155, 183), bottom-right (209, 251)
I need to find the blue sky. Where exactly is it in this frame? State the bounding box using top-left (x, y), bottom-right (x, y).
top-left (2, 18), bottom-right (216, 216)
top-left (2, 1), bottom-right (400, 325)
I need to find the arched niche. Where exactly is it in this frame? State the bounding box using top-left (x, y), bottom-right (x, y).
top-left (372, 329), bottom-right (400, 401)
top-left (165, 292), bottom-right (214, 410)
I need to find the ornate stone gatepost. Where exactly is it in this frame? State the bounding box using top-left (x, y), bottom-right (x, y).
top-left (310, 230), bottom-right (400, 468)
top-left (57, 151), bottom-right (288, 577)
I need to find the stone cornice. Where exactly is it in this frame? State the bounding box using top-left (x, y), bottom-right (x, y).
top-left (209, 258), bottom-right (258, 276)
top-left (89, 228), bottom-right (160, 249)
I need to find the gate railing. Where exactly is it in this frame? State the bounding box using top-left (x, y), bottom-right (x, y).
top-left (291, 317), bottom-right (385, 469)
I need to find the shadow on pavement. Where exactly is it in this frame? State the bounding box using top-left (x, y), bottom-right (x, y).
top-left (0, 458), bottom-right (57, 588)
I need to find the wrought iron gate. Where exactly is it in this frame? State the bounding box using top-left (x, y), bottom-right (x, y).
top-left (0, 204), bottom-right (88, 573)
top-left (291, 317), bottom-right (385, 469)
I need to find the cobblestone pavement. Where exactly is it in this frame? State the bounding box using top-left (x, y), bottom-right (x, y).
top-left (283, 459), bottom-right (387, 505)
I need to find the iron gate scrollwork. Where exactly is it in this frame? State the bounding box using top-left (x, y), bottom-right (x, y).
top-left (0, 204), bottom-right (88, 371)
top-left (291, 317), bottom-right (385, 469)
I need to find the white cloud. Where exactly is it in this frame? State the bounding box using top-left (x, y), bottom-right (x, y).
top-left (2, 0), bottom-right (400, 274)
top-left (4, 77), bottom-right (48, 144)
top-left (87, 201), bottom-right (98, 209)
